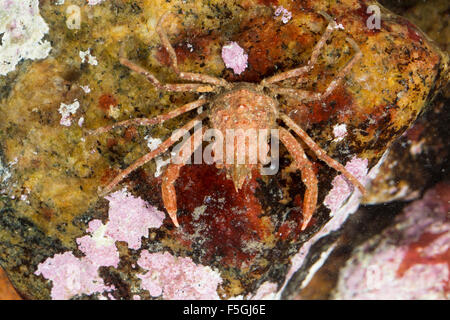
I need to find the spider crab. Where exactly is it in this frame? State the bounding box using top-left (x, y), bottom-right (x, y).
top-left (92, 12), bottom-right (366, 230)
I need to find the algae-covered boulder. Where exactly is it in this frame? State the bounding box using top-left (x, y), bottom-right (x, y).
top-left (0, 0), bottom-right (447, 299)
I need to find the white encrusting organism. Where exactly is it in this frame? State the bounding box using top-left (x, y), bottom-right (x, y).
top-left (0, 0), bottom-right (52, 76)
top-left (80, 49), bottom-right (98, 66)
top-left (59, 100), bottom-right (80, 127)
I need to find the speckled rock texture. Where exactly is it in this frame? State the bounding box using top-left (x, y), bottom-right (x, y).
top-left (335, 182), bottom-right (449, 299)
top-left (281, 0), bottom-right (449, 300)
top-left (362, 95), bottom-right (449, 204)
top-left (0, 0), bottom-right (448, 299)
top-left (363, 0), bottom-right (450, 204)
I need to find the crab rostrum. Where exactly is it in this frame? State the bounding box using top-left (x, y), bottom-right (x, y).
top-left (92, 12), bottom-right (366, 230)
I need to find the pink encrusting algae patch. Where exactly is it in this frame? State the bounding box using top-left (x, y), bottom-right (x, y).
top-left (104, 189), bottom-right (166, 249)
top-left (76, 220), bottom-right (120, 268)
top-left (279, 155), bottom-right (386, 295)
top-left (34, 252), bottom-right (114, 300)
top-left (323, 156), bottom-right (368, 213)
top-left (249, 281), bottom-right (278, 300)
top-left (137, 251), bottom-right (223, 300)
top-left (221, 42), bottom-right (248, 75)
top-left (35, 189), bottom-right (166, 299)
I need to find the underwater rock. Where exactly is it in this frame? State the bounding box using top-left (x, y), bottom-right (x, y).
top-left (380, 0), bottom-right (449, 54)
top-left (284, 182), bottom-right (449, 300)
top-left (283, 0), bottom-right (449, 299)
top-left (363, 0), bottom-right (450, 204)
top-left (334, 182), bottom-right (449, 299)
top-left (0, 0), bottom-right (448, 299)
top-left (363, 96), bottom-right (449, 204)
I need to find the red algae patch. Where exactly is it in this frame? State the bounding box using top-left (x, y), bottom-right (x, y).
top-left (98, 93), bottom-right (118, 112)
top-left (137, 251), bottom-right (222, 300)
top-left (175, 165), bottom-right (266, 267)
top-left (397, 231), bottom-right (449, 283)
top-left (258, 0), bottom-right (278, 6)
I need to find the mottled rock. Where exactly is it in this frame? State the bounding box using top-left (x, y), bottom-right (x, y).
top-left (380, 0), bottom-right (449, 53)
top-left (363, 0), bottom-right (450, 204)
top-left (334, 182), bottom-right (449, 299)
top-left (363, 96), bottom-right (449, 204)
top-left (283, 0), bottom-right (449, 299)
top-left (0, 0), bottom-right (447, 299)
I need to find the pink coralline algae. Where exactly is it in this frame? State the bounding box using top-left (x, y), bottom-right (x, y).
top-left (35, 189), bottom-right (165, 299)
top-left (280, 157), bottom-right (384, 293)
top-left (58, 100), bottom-right (80, 127)
top-left (34, 252), bottom-right (113, 300)
top-left (334, 183), bottom-right (450, 299)
top-left (76, 220), bottom-right (120, 268)
top-left (137, 251), bottom-right (223, 300)
top-left (249, 282), bottom-right (278, 300)
top-left (104, 189), bottom-right (166, 249)
top-left (323, 156), bottom-right (368, 213)
top-left (221, 42), bottom-right (248, 75)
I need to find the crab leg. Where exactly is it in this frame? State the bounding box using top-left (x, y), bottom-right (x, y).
top-left (157, 12), bottom-right (230, 88)
top-left (261, 12), bottom-right (337, 85)
top-left (120, 58), bottom-right (216, 93)
top-left (280, 114), bottom-right (366, 194)
top-left (90, 98), bottom-right (207, 135)
top-left (279, 127), bottom-right (318, 230)
top-left (161, 127), bottom-right (205, 227)
top-left (270, 37), bottom-right (362, 103)
top-left (100, 114), bottom-right (206, 196)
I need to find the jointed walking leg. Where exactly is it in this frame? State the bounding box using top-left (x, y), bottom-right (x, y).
top-left (279, 127), bottom-right (318, 230)
top-left (280, 114), bottom-right (366, 194)
top-left (90, 98), bottom-right (207, 135)
top-left (261, 12), bottom-right (338, 86)
top-left (270, 37), bottom-right (362, 103)
top-left (161, 126), bottom-right (205, 227)
top-left (120, 58), bottom-right (216, 93)
top-left (156, 12), bottom-right (230, 88)
top-left (100, 114), bottom-right (206, 196)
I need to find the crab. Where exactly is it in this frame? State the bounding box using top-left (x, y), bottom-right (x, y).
top-left (92, 12), bottom-right (366, 230)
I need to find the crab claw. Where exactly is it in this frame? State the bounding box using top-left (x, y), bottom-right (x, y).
top-left (166, 207), bottom-right (180, 228)
top-left (161, 181), bottom-right (180, 227)
top-left (161, 163), bottom-right (182, 227)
